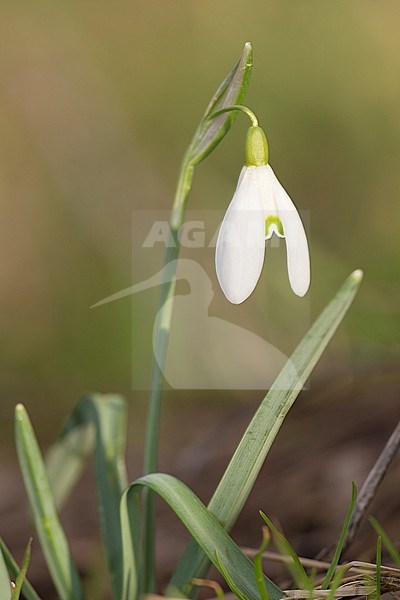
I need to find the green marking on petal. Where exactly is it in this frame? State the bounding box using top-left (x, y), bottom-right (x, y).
top-left (265, 215), bottom-right (284, 239)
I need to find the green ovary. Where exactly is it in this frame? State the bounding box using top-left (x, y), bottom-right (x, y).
top-left (265, 215), bottom-right (284, 238)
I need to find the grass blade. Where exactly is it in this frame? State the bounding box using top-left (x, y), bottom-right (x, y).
top-left (253, 528), bottom-right (271, 600)
top-left (169, 270), bottom-right (363, 596)
top-left (120, 473), bottom-right (282, 600)
top-left (260, 513), bottom-right (310, 590)
top-left (369, 517), bottom-right (400, 567)
top-left (46, 393), bottom-right (128, 598)
top-left (321, 482), bottom-right (357, 589)
top-left (0, 539), bottom-right (41, 600)
top-left (11, 538), bottom-right (32, 600)
top-left (326, 565), bottom-right (347, 600)
top-left (0, 543), bottom-right (11, 600)
top-left (15, 404), bottom-right (84, 600)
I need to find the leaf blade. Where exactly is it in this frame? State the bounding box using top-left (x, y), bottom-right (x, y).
top-left (0, 543), bottom-right (11, 600)
top-left (253, 528), bottom-right (271, 600)
top-left (11, 538), bottom-right (32, 600)
top-left (369, 517), bottom-right (400, 568)
top-left (46, 393), bottom-right (128, 599)
top-left (15, 404), bottom-right (84, 600)
top-left (0, 539), bottom-right (42, 600)
top-left (214, 551), bottom-right (248, 600)
top-left (120, 473), bottom-right (282, 600)
top-left (321, 482), bottom-right (357, 589)
top-left (260, 513), bottom-right (310, 590)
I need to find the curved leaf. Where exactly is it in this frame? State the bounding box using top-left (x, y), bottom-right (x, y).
top-left (11, 538), bottom-right (32, 600)
top-left (120, 473), bottom-right (282, 600)
top-left (0, 543), bottom-right (11, 600)
top-left (15, 405), bottom-right (84, 600)
top-left (0, 539), bottom-right (41, 600)
top-left (45, 393), bottom-right (128, 599)
top-left (321, 482), bottom-right (357, 589)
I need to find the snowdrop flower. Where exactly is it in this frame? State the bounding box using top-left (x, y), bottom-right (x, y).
top-left (215, 120), bottom-right (310, 304)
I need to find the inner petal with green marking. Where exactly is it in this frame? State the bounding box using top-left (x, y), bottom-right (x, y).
top-left (265, 215), bottom-right (284, 239)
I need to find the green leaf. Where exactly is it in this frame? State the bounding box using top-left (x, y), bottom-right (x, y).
top-left (45, 393), bottom-right (128, 598)
top-left (0, 543), bottom-right (11, 600)
top-left (120, 473), bottom-right (282, 600)
top-left (14, 404), bottom-right (85, 600)
top-left (260, 513), bottom-right (310, 590)
top-left (322, 482), bottom-right (357, 589)
top-left (214, 551), bottom-right (248, 600)
top-left (326, 565), bottom-right (347, 600)
top-left (369, 517), bottom-right (400, 568)
top-left (0, 539), bottom-right (41, 600)
top-left (187, 41), bottom-right (253, 165)
top-left (253, 528), bottom-right (271, 600)
top-left (169, 269), bottom-right (363, 596)
top-left (11, 538), bottom-right (32, 600)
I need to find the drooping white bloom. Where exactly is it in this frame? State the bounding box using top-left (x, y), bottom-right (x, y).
top-left (215, 162), bottom-right (310, 304)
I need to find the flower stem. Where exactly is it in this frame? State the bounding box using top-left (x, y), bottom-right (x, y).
top-left (208, 104), bottom-right (259, 127)
top-left (141, 152), bottom-right (194, 594)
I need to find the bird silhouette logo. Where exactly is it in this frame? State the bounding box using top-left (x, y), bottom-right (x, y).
top-left (92, 258), bottom-right (299, 390)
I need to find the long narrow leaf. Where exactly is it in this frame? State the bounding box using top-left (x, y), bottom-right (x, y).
top-left (253, 528), bottom-right (270, 600)
top-left (369, 517), bottom-right (400, 568)
top-left (0, 539), bottom-right (41, 600)
top-left (214, 552), bottom-right (248, 600)
top-left (11, 539), bottom-right (32, 600)
top-left (322, 482), bottom-right (357, 589)
top-left (120, 473), bottom-right (282, 600)
top-left (169, 270), bottom-right (363, 596)
top-left (326, 565), bottom-right (347, 600)
top-left (14, 404), bottom-right (84, 600)
top-left (46, 393), bottom-right (128, 598)
top-left (260, 513), bottom-right (310, 590)
top-left (0, 544), bottom-right (11, 600)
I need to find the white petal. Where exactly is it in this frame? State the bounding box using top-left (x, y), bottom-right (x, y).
top-left (216, 166), bottom-right (266, 304)
top-left (255, 165), bottom-right (279, 216)
top-left (255, 166), bottom-right (285, 239)
top-left (268, 165), bottom-right (310, 297)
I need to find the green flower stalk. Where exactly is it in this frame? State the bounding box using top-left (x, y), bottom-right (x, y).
top-left (141, 43), bottom-right (253, 593)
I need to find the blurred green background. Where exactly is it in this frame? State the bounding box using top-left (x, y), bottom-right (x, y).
top-left (0, 0), bottom-right (399, 444)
